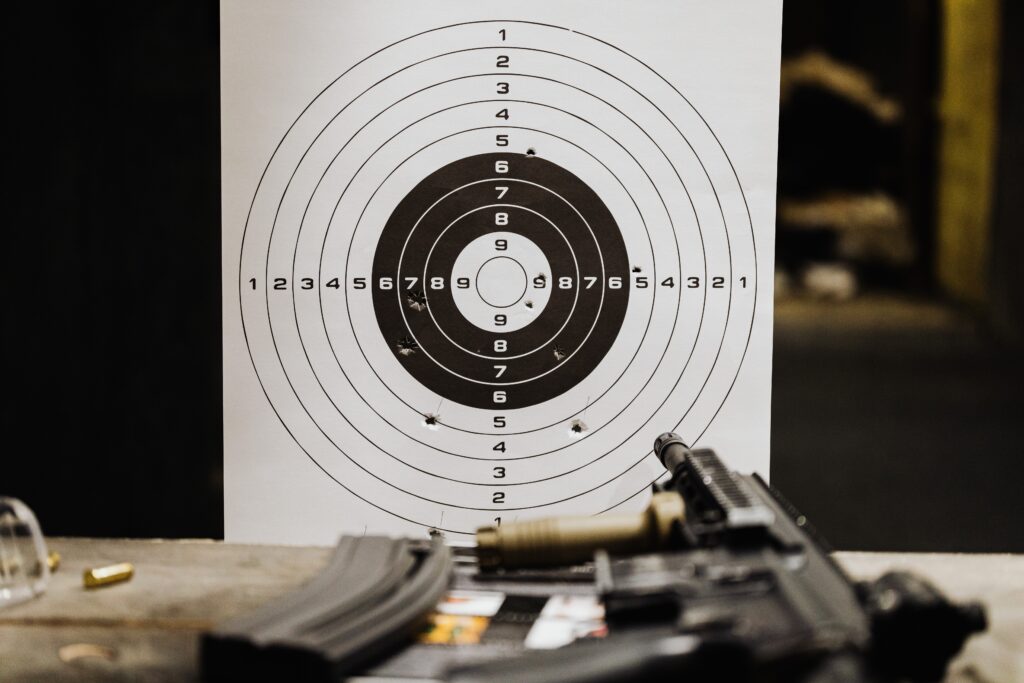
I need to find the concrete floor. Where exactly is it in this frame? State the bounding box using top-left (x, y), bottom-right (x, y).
top-left (770, 296), bottom-right (1024, 552)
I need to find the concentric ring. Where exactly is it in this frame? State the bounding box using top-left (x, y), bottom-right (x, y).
top-left (236, 20), bottom-right (758, 535)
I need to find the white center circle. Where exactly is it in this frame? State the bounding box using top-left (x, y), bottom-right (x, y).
top-left (450, 231), bottom-right (553, 332)
top-left (476, 257), bottom-right (527, 308)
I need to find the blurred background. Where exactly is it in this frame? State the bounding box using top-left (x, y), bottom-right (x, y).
top-left (5, 1), bottom-right (1022, 551)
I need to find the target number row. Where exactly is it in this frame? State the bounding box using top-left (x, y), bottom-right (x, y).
top-left (248, 274), bottom-right (749, 290)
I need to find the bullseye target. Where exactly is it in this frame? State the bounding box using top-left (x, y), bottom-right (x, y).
top-left (373, 154), bottom-right (630, 409)
top-left (232, 17), bottom-right (767, 538)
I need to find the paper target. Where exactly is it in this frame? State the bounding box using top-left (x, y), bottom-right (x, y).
top-left (223, 3), bottom-right (781, 543)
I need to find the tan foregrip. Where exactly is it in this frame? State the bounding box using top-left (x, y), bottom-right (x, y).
top-left (475, 491), bottom-right (685, 569)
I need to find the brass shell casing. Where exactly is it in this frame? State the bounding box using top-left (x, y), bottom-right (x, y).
top-left (46, 552), bottom-right (61, 572)
top-left (83, 562), bottom-right (134, 588)
top-left (476, 491), bottom-right (685, 569)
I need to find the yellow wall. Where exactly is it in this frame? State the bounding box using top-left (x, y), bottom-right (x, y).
top-left (936, 0), bottom-right (1000, 306)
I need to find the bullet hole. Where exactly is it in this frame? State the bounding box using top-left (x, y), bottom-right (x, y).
top-left (396, 337), bottom-right (419, 356)
top-left (526, 147), bottom-right (537, 157)
top-left (406, 289), bottom-right (427, 312)
top-left (422, 413), bottom-right (440, 430)
top-left (632, 265), bottom-right (642, 273)
top-left (525, 300), bottom-right (534, 309)
top-left (569, 419), bottom-right (588, 437)
top-left (535, 273), bottom-right (547, 286)
top-left (553, 346), bottom-right (567, 362)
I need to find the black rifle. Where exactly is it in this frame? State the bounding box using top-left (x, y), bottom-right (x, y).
top-left (449, 434), bottom-right (985, 683)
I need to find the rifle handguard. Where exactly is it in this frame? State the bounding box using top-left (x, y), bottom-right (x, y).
top-left (476, 491), bottom-right (685, 569)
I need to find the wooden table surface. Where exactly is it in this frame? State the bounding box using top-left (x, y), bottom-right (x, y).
top-left (1, 539), bottom-right (1021, 682)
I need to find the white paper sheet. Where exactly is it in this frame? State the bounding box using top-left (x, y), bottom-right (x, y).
top-left (222, 0), bottom-right (781, 544)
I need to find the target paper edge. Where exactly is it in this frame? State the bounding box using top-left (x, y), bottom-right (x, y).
top-left (221, 1), bottom-right (780, 544)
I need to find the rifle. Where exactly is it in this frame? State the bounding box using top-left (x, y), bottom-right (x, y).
top-left (451, 434), bottom-right (985, 683)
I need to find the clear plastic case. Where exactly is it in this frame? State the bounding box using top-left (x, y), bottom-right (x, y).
top-left (0, 497), bottom-right (50, 609)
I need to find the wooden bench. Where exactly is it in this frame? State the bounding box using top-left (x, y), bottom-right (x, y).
top-left (2, 539), bottom-right (1021, 681)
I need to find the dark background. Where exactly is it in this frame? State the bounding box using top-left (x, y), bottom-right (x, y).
top-left (5, 3), bottom-right (1022, 551)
